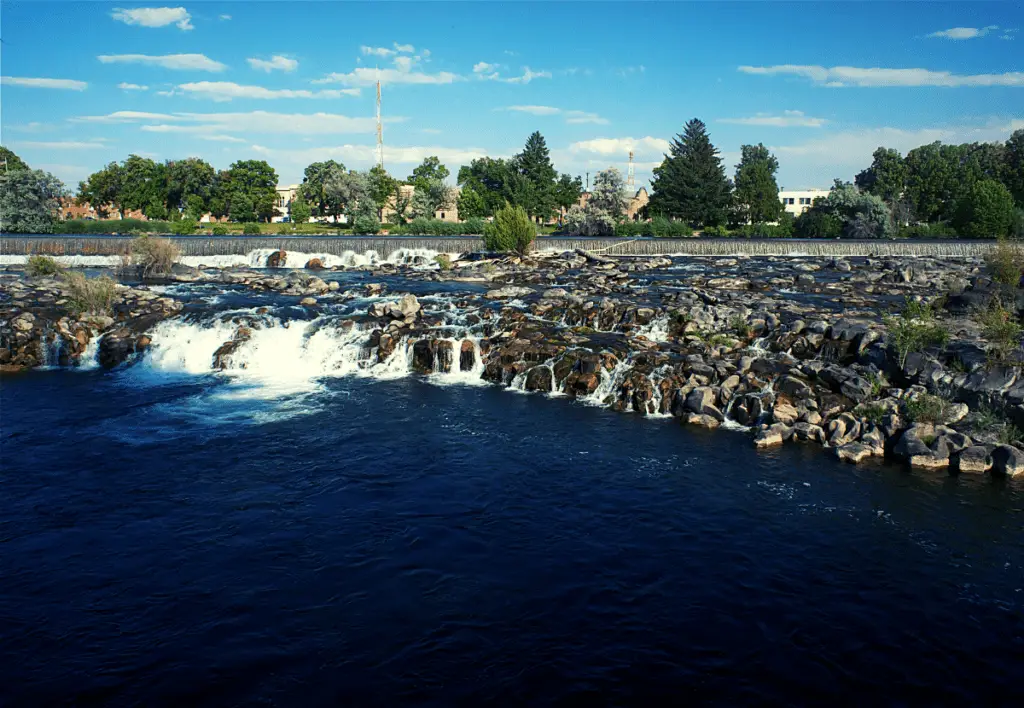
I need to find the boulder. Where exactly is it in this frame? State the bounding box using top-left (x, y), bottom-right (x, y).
top-left (305, 258), bottom-right (324, 270)
top-left (754, 423), bottom-right (790, 448)
top-left (300, 297), bottom-right (317, 306)
top-left (459, 340), bottom-right (477, 372)
top-left (772, 402), bottom-right (799, 425)
top-left (835, 443), bottom-right (874, 464)
top-left (685, 413), bottom-right (720, 429)
top-left (955, 446), bottom-right (992, 474)
top-left (991, 445), bottom-right (1024, 478)
top-left (485, 286), bottom-right (533, 299)
top-left (266, 250), bottom-right (287, 268)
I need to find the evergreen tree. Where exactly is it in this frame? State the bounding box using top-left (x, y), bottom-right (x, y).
top-left (0, 146), bottom-right (30, 172)
top-left (514, 131), bottom-right (557, 219)
top-left (456, 186), bottom-right (487, 219)
top-left (733, 143), bottom-right (782, 225)
top-left (649, 118), bottom-right (732, 227)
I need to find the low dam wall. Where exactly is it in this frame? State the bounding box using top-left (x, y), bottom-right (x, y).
top-left (0, 234), bottom-right (1000, 260)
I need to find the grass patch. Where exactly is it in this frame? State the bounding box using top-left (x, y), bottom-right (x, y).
top-left (62, 272), bottom-right (116, 316)
top-left (985, 237), bottom-right (1023, 288)
top-left (976, 297), bottom-right (1023, 364)
top-left (857, 402), bottom-right (889, 427)
top-left (867, 371), bottom-right (889, 397)
top-left (26, 254), bottom-right (64, 277)
top-left (883, 297), bottom-right (950, 369)
top-left (903, 393), bottom-right (952, 424)
top-left (434, 253), bottom-right (452, 271)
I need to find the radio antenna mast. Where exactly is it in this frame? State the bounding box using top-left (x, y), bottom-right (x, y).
top-left (627, 150), bottom-right (635, 192)
top-left (375, 71), bottom-right (384, 169)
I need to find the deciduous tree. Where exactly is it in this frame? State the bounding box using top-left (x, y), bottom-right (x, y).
top-left (0, 169), bottom-right (65, 233)
top-left (854, 147), bottom-right (907, 204)
top-left (954, 179), bottom-right (1016, 238)
top-left (733, 143), bottom-right (783, 225)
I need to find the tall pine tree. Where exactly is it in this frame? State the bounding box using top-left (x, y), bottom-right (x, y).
top-left (649, 118), bottom-right (732, 227)
top-left (514, 131), bottom-right (557, 219)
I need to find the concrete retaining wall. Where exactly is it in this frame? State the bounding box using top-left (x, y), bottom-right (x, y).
top-left (0, 234), bottom-right (999, 259)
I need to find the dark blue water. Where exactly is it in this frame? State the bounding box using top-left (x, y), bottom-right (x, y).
top-left (2, 367), bottom-right (1023, 706)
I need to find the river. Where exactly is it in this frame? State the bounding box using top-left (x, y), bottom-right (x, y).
top-left (2, 273), bottom-right (1023, 705)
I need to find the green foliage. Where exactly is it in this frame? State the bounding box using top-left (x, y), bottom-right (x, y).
top-left (212, 224), bottom-right (229, 235)
top-left (366, 165), bottom-right (397, 220)
top-left (352, 215), bottom-right (381, 235)
top-left (794, 206), bottom-right (842, 239)
top-left (62, 272), bottom-right (117, 316)
top-left (167, 158), bottom-right (215, 215)
top-left (903, 393), bottom-right (952, 424)
top-left (976, 297), bottom-right (1023, 363)
top-left (461, 217), bottom-right (486, 234)
top-left (953, 179), bottom-right (1016, 238)
top-left (299, 160), bottom-right (346, 220)
top-left (513, 131), bottom-right (558, 219)
top-left (457, 157), bottom-right (515, 217)
top-left (855, 147), bottom-right (907, 203)
top-left (819, 181), bottom-right (894, 239)
top-left (456, 186), bottom-right (488, 219)
top-left (26, 255), bottom-right (63, 277)
top-left (483, 204), bottom-right (536, 255)
top-left (897, 222), bottom-right (959, 239)
top-left (703, 225), bottom-right (730, 237)
top-left (1004, 129), bottom-right (1024, 208)
top-left (129, 235), bottom-right (180, 277)
top-left (222, 159), bottom-right (278, 222)
top-left (229, 192), bottom-right (257, 223)
top-left (170, 218), bottom-right (197, 235)
top-left (733, 143), bottom-right (783, 225)
top-left (883, 297), bottom-right (950, 368)
top-left (729, 315), bottom-right (752, 339)
top-left (434, 253), bottom-right (452, 271)
top-left (998, 423), bottom-right (1024, 445)
top-left (649, 118), bottom-right (733, 227)
top-left (56, 218), bottom-right (170, 234)
top-left (858, 402), bottom-right (889, 427)
top-left (904, 142), bottom-right (971, 223)
top-left (407, 157), bottom-right (450, 191)
top-left (985, 238), bottom-right (1023, 286)
top-left (289, 197), bottom-right (312, 226)
top-left (567, 168), bottom-right (628, 236)
top-left (410, 178), bottom-right (453, 219)
top-left (554, 173), bottom-right (584, 211)
top-left (0, 145), bottom-right (30, 172)
top-left (242, 222), bottom-right (261, 235)
top-left (0, 168), bottom-right (65, 233)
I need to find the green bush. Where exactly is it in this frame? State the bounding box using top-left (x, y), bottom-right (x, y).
top-left (170, 218), bottom-right (198, 235)
top-left (883, 297), bottom-right (950, 369)
top-left (26, 254), bottom-right (64, 277)
top-left (483, 204), bottom-right (536, 255)
top-left (62, 272), bottom-right (117, 316)
top-left (985, 238), bottom-right (1023, 287)
top-left (897, 222), bottom-right (959, 239)
top-left (903, 393), bottom-right (952, 424)
top-left (954, 179), bottom-right (1016, 238)
top-left (352, 215), bottom-right (380, 235)
top-left (434, 253), bottom-right (452, 270)
top-left (128, 235), bottom-right (179, 277)
top-left (460, 217), bottom-right (487, 235)
top-left (242, 223), bottom-right (261, 235)
top-left (211, 225), bottom-right (229, 235)
top-left (794, 208), bottom-right (842, 239)
top-left (57, 218), bottom-right (172, 235)
top-left (977, 297), bottom-right (1023, 363)
top-left (702, 225), bottom-right (731, 237)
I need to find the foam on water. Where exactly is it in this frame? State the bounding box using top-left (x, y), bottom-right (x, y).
top-left (0, 254), bottom-right (121, 267)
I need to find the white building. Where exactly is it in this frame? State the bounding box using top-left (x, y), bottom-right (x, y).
top-left (779, 189), bottom-right (829, 217)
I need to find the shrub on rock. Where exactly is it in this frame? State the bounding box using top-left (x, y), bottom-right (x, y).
top-left (483, 204), bottom-right (536, 255)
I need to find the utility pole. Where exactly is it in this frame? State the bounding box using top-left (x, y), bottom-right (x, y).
top-left (627, 150), bottom-right (635, 192)
top-left (375, 74), bottom-right (384, 170)
top-left (585, 172), bottom-right (589, 191)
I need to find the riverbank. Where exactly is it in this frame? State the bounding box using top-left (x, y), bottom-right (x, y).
top-left (3, 247), bottom-right (1023, 477)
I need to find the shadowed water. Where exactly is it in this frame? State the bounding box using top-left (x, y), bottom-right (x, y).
top-left (2, 361), bottom-right (1023, 705)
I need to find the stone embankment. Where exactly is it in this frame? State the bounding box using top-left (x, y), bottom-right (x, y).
top-left (3, 247), bottom-right (1023, 478)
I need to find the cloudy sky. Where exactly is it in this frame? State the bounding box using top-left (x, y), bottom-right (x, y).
top-left (1, 2), bottom-right (1022, 191)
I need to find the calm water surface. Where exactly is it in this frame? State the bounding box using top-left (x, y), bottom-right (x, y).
top-left (2, 356), bottom-right (1023, 705)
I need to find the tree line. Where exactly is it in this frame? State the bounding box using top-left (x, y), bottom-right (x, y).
top-left (2, 123), bottom-right (1022, 237)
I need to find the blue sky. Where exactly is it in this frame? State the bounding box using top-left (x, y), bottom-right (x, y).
top-left (1, 1), bottom-right (1021, 192)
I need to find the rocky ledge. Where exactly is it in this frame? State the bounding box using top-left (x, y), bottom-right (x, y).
top-left (3, 248), bottom-right (1023, 478)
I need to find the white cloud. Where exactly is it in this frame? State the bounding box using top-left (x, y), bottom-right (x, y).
top-left (315, 66), bottom-right (460, 86)
top-left (111, 7), bottom-right (193, 30)
top-left (569, 136), bottom-right (670, 157)
top-left (1, 76), bottom-right (87, 90)
top-left (501, 67), bottom-right (552, 84)
top-left (393, 56), bottom-right (415, 72)
top-left (13, 141), bottom-right (108, 149)
top-left (928, 25), bottom-right (999, 40)
top-left (394, 43), bottom-right (415, 53)
top-left (196, 134), bottom-right (247, 143)
top-left (74, 110), bottom-right (181, 123)
top-left (361, 45), bottom-right (396, 58)
top-left (118, 82), bottom-right (149, 91)
top-left (247, 55), bottom-right (299, 72)
top-left (503, 105), bottom-right (609, 125)
top-left (420, 128), bottom-right (442, 134)
top-left (176, 81), bottom-right (360, 100)
top-left (616, 65), bottom-right (646, 77)
top-left (718, 110), bottom-right (827, 127)
top-left (738, 64), bottom-right (1024, 87)
top-left (564, 110), bottom-right (608, 125)
top-left (97, 54), bottom-right (226, 71)
top-left (473, 62), bottom-right (498, 74)
top-left (219, 14), bottom-right (231, 21)
top-left (77, 110), bottom-right (393, 135)
top-left (506, 105), bottom-right (562, 116)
